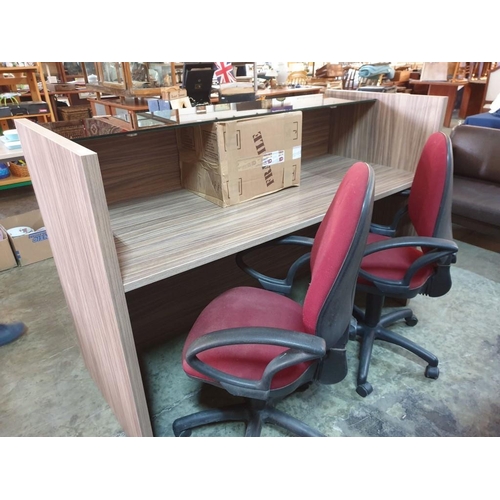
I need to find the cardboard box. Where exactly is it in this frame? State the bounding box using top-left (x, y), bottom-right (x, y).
top-left (0, 210), bottom-right (52, 266)
top-left (160, 87), bottom-right (187, 101)
top-left (0, 226), bottom-right (17, 272)
top-left (393, 70), bottom-right (411, 82)
top-left (177, 111), bottom-right (302, 207)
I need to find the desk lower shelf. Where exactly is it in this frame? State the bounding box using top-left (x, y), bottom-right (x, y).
top-left (110, 154), bottom-right (414, 292)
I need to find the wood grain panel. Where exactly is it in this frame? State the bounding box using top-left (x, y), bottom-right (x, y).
top-left (326, 90), bottom-right (447, 173)
top-left (128, 225), bottom-right (320, 348)
top-left (15, 119), bottom-right (152, 437)
top-left (79, 128), bottom-right (181, 206)
top-left (329, 100), bottom-right (378, 162)
top-left (109, 155), bottom-right (414, 292)
top-left (301, 108), bottom-right (331, 159)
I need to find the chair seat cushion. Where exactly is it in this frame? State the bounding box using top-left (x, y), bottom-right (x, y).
top-left (358, 233), bottom-right (435, 292)
top-left (182, 286), bottom-right (312, 389)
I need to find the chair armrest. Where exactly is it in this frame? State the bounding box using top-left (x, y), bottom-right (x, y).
top-left (370, 204), bottom-right (409, 237)
top-left (359, 236), bottom-right (459, 295)
top-left (185, 327), bottom-right (326, 400)
top-left (236, 235), bottom-right (314, 295)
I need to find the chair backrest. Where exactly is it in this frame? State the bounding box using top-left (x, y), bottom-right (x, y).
top-left (302, 162), bottom-right (374, 349)
top-left (408, 131), bottom-right (454, 240)
top-left (342, 67), bottom-right (359, 90)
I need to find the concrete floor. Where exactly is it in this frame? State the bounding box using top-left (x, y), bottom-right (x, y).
top-left (2, 184), bottom-right (499, 437)
top-left (1, 115), bottom-right (499, 437)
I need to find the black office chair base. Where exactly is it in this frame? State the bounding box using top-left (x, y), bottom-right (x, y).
top-left (355, 381), bottom-right (373, 397)
top-left (352, 303), bottom-right (439, 397)
top-left (172, 399), bottom-right (324, 437)
top-left (425, 365), bottom-right (440, 379)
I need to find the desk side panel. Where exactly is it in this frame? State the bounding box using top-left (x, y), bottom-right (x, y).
top-left (15, 119), bottom-right (152, 437)
top-left (326, 90), bottom-right (447, 173)
top-left (328, 100), bottom-right (378, 162)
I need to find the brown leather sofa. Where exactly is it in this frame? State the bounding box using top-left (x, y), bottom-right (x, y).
top-left (450, 124), bottom-right (500, 236)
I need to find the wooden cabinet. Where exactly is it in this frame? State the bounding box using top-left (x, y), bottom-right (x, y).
top-left (0, 64), bottom-right (55, 132)
top-left (87, 96), bottom-right (149, 130)
top-left (0, 141), bottom-right (28, 191)
top-left (86, 62), bottom-right (177, 97)
top-left (15, 91), bottom-right (447, 436)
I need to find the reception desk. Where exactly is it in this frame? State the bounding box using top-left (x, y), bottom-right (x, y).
top-left (15, 91), bottom-right (447, 436)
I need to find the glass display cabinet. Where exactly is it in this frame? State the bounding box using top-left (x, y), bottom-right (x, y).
top-left (87, 62), bottom-right (177, 97)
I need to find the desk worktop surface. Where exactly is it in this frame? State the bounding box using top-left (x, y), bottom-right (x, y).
top-left (110, 155), bottom-right (414, 292)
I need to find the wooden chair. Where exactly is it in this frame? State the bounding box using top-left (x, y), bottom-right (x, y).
top-left (481, 66), bottom-right (500, 112)
top-left (342, 67), bottom-right (359, 90)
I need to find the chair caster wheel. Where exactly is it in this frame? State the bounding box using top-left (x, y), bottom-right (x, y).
top-left (176, 429), bottom-right (192, 437)
top-left (356, 382), bottom-right (373, 397)
top-left (296, 382), bottom-right (312, 393)
top-left (425, 365), bottom-right (439, 379)
top-left (405, 315), bottom-right (418, 327)
top-left (173, 423), bottom-right (193, 437)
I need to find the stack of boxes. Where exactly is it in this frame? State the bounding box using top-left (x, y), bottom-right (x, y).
top-left (0, 210), bottom-right (53, 271)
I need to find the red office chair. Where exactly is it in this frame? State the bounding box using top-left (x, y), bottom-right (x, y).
top-left (172, 162), bottom-right (375, 437)
top-left (351, 132), bottom-right (459, 397)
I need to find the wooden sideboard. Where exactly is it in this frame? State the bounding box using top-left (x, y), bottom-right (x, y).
top-left (15, 91), bottom-right (446, 436)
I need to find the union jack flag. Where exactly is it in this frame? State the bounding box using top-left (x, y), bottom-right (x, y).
top-left (214, 62), bottom-right (236, 83)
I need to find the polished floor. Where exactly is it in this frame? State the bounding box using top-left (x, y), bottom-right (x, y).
top-left (1, 117), bottom-right (499, 437)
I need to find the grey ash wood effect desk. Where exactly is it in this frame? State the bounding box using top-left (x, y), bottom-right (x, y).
top-left (15, 92), bottom-right (446, 436)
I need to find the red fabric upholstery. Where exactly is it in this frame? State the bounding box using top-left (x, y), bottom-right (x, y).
top-left (358, 132), bottom-right (448, 293)
top-left (303, 162), bottom-right (370, 333)
top-left (358, 233), bottom-right (435, 290)
top-left (408, 132), bottom-right (448, 237)
top-left (182, 286), bottom-right (310, 389)
top-left (182, 162), bottom-right (372, 391)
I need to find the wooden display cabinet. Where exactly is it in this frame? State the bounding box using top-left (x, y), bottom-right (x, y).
top-left (86, 62), bottom-right (177, 97)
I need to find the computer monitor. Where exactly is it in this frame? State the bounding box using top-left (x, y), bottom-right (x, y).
top-left (182, 62), bottom-right (215, 105)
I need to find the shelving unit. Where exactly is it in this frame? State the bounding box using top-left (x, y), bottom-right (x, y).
top-left (0, 64), bottom-right (56, 132)
top-left (0, 174), bottom-right (31, 190)
top-left (15, 91), bottom-right (447, 436)
top-left (0, 141), bottom-right (28, 190)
